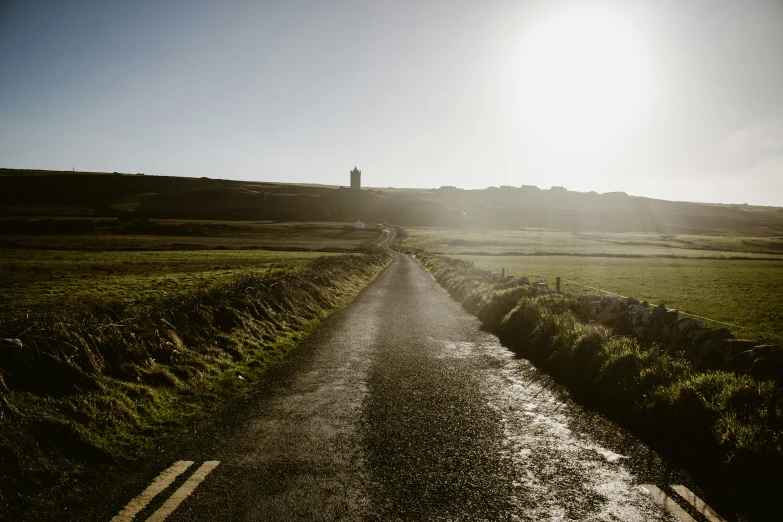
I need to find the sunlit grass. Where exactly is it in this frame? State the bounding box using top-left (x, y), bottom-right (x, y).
top-left (0, 249), bottom-right (336, 314)
top-left (404, 226), bottom-right (783, 259)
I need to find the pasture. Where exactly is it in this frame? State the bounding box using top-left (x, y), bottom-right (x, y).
top-left (404, 227), bottom-right (783, 259)
top-left (401, 227), bottom-right (783, 342)
top-left (0, 220), bottom-right (383, 316)
top-left (0, 249), bottom-right (334, 315)
top-left (0, 218), bottom-right (381, 251)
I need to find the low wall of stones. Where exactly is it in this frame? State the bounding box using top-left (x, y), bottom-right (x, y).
top-left (435, 255), bottom-right (783, 381)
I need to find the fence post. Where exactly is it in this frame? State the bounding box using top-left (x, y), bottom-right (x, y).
top-left (556, 277), bottom-right (561, 292)
top-left (502, 268), bottom-right (505, 277)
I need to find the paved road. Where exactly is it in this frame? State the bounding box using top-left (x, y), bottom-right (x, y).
top-left (87, 252), bottom-right (724, 521)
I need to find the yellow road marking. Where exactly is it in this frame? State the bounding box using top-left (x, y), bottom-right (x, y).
top-left (641, 484), bottom-right (697, 522)
top-left (111, 461), bottom-right (194, 522)
top-left (672, 484), bottom-right (727, 522)
top-left (146, 461), bottom-right (220, 522)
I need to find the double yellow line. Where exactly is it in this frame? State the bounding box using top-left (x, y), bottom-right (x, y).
top-left (111, 460), bottom-right (220, 522)
top-left (642, 484), bottom-right (727, 522)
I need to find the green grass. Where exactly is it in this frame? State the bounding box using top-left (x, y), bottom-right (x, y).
top-left (0, 219), bottom-right (383, 251)
top-left (404, 226), bottom-right (783, 259)
top-left (452, 255), bottom-right (783, 342)
top-left (0, 249), bottom-right (335, 315)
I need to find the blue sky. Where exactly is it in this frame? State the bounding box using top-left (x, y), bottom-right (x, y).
top-left (1, 0), bottom-right (782, 205)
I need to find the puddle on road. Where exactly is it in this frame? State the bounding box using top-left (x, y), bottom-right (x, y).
top-left (435, 337), bottom-right (679, 521)
top-left (435, 340), bottom-right (480, 359)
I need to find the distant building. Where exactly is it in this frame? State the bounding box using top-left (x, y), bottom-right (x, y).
top-left (551, 186), bottom-right (567, 192)
top-left (350, 166), bottom-right (361, 190)
top-left (353, 220), bottom-right (364, 229)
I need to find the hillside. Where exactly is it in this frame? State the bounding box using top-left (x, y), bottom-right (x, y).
top-left (2, 168), bottom-right (782, 235)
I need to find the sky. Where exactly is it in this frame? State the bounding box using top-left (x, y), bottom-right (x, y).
top-left (1, 0), bottom-right (782, 205)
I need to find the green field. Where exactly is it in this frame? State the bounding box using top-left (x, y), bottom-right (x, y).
top-left (0, 219), bottom-right (382, 251)
top-left (0, 220), bottom-right (384, 315)
top-left (0, 249), bottom-right (336, 315)
top-left (405, 226), bottom-right (783, 259)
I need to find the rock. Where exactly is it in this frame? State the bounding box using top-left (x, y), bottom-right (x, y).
top-left (750, 347), bottom-right (783, 380)
top-left (708, 328), bottom-right (735, 342)
top-left (698, 340), bottom-right (729, 369)
top-left (724, 339), bottom-right (760, 356)
top-left (732, 349), bottom-right (756, 371)
top-left (505, 277), bottom-right (529, 288)
top-left (0, 338), bottom-right (23, 361)
top-left (533, 280), bottom-right (550, 294)
top-left (638, 308), bottom-right (653, 327)
top-left (633, 326), bottom-right (651, 341)
top-left (676, 317), bottom-right (702, 332)
top-left (688, 328), bottom-right (712, 344)
top-left (652, 304), bottom-right (678, 325)
top-left (733, 345), bottom-right (783, 375)
top-left (754, 345), bottom-right (783, 360)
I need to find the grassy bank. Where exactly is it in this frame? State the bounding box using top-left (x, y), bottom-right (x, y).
top-left (418, 253), bottom-right (783, 518)
top-left (0, 252), bottom-right (390, 520)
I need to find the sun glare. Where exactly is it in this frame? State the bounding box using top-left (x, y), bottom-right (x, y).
top-left (508, 6), bottom-right (654, 176)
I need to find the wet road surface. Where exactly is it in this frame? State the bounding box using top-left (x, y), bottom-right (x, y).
top-left (88, 253), bottom-right (727, 521)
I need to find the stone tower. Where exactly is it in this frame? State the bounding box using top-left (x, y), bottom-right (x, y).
top-left (350, 166), bottom-right (361, 191)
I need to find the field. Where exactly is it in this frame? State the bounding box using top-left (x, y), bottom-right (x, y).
top-left (0, 220), bottom-right (385, 316)
top-left (0, 249), bottom-right (335, 315)
top-left (402, 227), bottom-right (783, 342)
top-left (0, 219), bottom-right (381, 251)
top-left (405, 227), bottom-right (783, 259)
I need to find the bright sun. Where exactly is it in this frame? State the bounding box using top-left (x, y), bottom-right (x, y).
top-left (509, 6), bottom-right (654, 176)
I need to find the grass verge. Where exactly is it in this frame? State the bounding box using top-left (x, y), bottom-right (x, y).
top-left (417, 253), bottom-right (783, 519)
top-left (0, 251), bottom-right (391, 520)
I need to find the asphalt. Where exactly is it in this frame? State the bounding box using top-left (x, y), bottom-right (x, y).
top-left (81, 251), bottom-right (723, 521)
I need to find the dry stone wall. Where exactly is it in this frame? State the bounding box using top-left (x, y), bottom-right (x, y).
top-left (436, 256), bottom-right (783, 381)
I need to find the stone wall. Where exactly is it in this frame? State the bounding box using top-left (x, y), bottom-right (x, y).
top-left (434, 255), bottom-right (783, 381)
top-left (574, 295), bottom-right (782, 380)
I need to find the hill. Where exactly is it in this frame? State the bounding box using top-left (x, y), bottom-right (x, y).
top-left (2, 168), bottom-right (782, 235)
